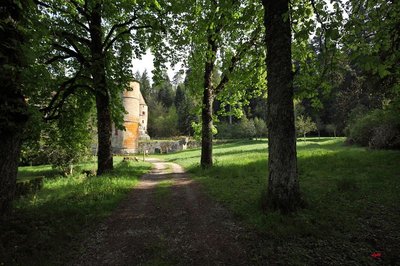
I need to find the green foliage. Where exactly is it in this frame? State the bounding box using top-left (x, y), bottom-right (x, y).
top-left (148, 103), bottom-right (179, 138)
top-left (237, 116), bottom-right (256, 139)
top-left (216, 117), bottom-right (267, 140)
top-left (346, 107), bottom-right (400, 149)
top-left (156, 82), bottom-right (175, 108)
top-left (344, 0), bottom-right (400, 81)
top-left (253, 117), bottom-right (268, 139)
top-left (191, 120), bottom-right (218, 141)
top-left (137, 69), bottom-right (152, 101)
top-left (20, 95), bottom-right (95, 173)
top-left (174, 85), bottom-right (197, 135)
top-left (296, 115), bottom-right (317, 138)
top-left (0, 159), bottom-right (152, 265)
top-left (325, 123), bottom-right (337, 137)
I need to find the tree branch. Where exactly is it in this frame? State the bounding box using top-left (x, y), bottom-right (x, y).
top-left (310, 0), bottom-right (328, 51)
top-left (52, 43), bottom-right (88, 66)
top-left (103, 24), bottom-right (152, 52)
top-left (68, 0), bottom-right (90, 20)
top-left (215, 27), bottom-right (261, 94)
top-left (45, 54), bottom-right (73, 64)
top-left (59, 31), bottom-right (91, 46)
top-left (103, 14), bottom-right (138, 49)
top-left (41, 67), bottom-right (94, 120)
top-left (41, 75), bottom-right (79, 118)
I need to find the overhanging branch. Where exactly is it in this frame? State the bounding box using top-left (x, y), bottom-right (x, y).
top-left (103, 14), bottom-right (139, 48)
top-left (215, 27), bottom-right (261, 94)
top-left (103, 24), bottom-right (152, 52)
top-left (52, 43), bottom-right (88, 66)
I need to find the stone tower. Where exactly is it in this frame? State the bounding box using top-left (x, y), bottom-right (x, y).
top-left (111, 81), bottom-right (149, 154)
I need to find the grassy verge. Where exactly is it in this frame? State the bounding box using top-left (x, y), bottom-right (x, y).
top-left (159, 138), bottom-right (400, 264)
top-left (0, 158), bottom-right (152, 265)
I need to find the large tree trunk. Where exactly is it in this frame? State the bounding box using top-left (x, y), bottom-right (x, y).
top-left (95, 92), bottom-right (113, 175)
top-left (262, 0), bottom-right (302, 213)
top-left (90, 3), bottom-right (113, 175)
top-left (200, 63), bottom-right (214, 168)
top-left (0, 92), bottom-right (27, 215)
top-left (200, 32), bottom-right (218, 169)
top-left (0, 1), bottom-right (28, 215)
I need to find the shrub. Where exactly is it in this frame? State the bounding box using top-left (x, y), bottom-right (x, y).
top-left (253, 117), bottom-right (268, 139)
top-left (346, 107), bottom-right (400, 149)
top-left (15, 177), bottom-right (44, 197)
top-left (369, 113), bottom-right (400, 149)
top-left (237, 116), bottom-right (256, 139)
top-left (216, 116), bottom-right (258, 139)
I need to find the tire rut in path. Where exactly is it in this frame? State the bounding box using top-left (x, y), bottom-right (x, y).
top-left (73, 158), bottom-right (260, 265)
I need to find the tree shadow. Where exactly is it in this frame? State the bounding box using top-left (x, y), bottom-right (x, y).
top-left (2, 161), bottom-right (151, 265)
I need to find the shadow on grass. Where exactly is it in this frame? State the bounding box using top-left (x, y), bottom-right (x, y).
top-left (1, 161), bottom-right (151, 266)
top-left (182, 146), bottom-right (400, 264)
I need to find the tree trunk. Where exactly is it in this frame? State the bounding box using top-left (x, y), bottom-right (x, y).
top-left (200, 31), bottom-right (218, 169)
top-left (95, 92), bottom-right (113, 175)
top-left (0, 1), bottom-right (28, 215)
top-left (201, 60), bottom-right (215, 169)
top-left (90, 3), bottom-right (113, 175)
top-left (228, 105), bottom-right (232, 125)
top-left (0, 93), bottom-right (27, 215)
top-left (262, 0), bottom-right (302, 213)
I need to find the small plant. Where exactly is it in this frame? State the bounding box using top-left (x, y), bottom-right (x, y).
top-left (296, 115), bottom-right (317, 140)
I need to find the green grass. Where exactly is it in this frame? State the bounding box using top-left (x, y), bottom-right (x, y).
top-left (158, 137), bottom-right (400, 264)
top-left (0, 158), bottom-right (152, 266)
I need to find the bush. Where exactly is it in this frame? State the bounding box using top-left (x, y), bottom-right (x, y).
top-left (370, 124), bottom-right (400, 149)
top-left (15, 177), bottom-right (44, 197)
top-left (237, 116), bottom-right (256, 139)
top-left (216, 116), bottom-right (258, 139)
top-left (253, 117), bottom-right (268, 139)
top-left (346, 107), bottom-right (400, 149)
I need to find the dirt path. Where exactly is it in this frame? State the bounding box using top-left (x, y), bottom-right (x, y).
top-left (73, 158), bottom-right (263, 265)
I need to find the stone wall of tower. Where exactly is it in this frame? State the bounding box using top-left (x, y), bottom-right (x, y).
top-left (111, 81), bottom-right (148, 154)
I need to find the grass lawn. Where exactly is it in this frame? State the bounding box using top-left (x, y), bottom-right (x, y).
top-left (0, 158), bottom-right (152, 266)
top-left (158, 138), bottom-right (400, 264)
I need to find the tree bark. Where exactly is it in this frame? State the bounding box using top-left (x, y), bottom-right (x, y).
top-left (0, 92), bottom-right (27, 215)
top-left (0, 1), bottom-right (29, 215)
top-left (200, 32), bottom-right (218, 169)
top-left (201, 59), bottom-right (215, 168)
top-left (90, 3), bottom-right (113, 175)
top-left (262, 0), bottom-right (302, 213)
